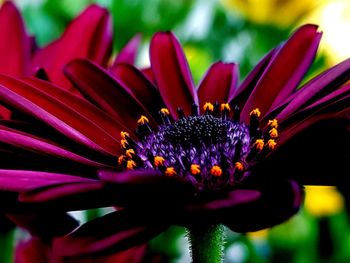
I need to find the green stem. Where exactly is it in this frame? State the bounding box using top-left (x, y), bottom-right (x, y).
top-left (187, 224), bottom-right (225, 263)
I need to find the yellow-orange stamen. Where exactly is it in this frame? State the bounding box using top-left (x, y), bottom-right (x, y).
top-left (220, 103), bottom-right (231, 111)
top-left (268, 119), bottom-right (278, 129)
top-left (137, 115), bottom-right (149, 125)
top-left (121, 139), bottom-right (128, 148)
top-left (235, 162), bottom-right (244, 171)
top-left (118, 155), bottom-right (126, 165)
top-left (250, 108), bottom-right (261, 117)
top-left (154, 156), bottom-right (165, 167)
top-left (266, 139), bottom-right (277, 150)
top-left (203, 102), bottom-right (214, 112)
top-left (254, 139), bottom-right (265, 151)
top-left (160, 108), bottom-right (170, 115)
top-left (210, 165), bottom-right (222, 177)
top-left (190, 164), bottom-right (201, 175)
top-left (165, 167), bottom-right (176, 176)
top-left (120, 131), bottom-right (129, 139)
top-left (269, 128), bottom-right (278, 138)
top-left (125, 149), bottom-right (135, 158)
top-left (126, 160), bottom-right (136, 169)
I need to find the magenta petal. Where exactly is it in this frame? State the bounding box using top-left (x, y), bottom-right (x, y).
top-left (0, 75), bottom-right (118, 155)
top-left (7, 212), bottom-right (78, 237)
top-left (0, 2), bottom-right (32, 76)
top-left (150, 32), bottom-right (198, 118)
top-left (0, 125), bottom-right (109, 168)
top-left (197, 62), bottom-right (239, 110)
top-left (113, 34), bottom-right (141, 65)
top-left (230, 47), bottom-right (279, 109)
top-left (53, 210), bottom-right (167, 257)
top-left (241, 25), bottom-right (321, 121)
top-left (109, 63), bottom-right (164, 118)
top-left (0, 170), bottom-right (98, 192)
top-left (64, 59), bottom-right (157, 130)
top-left (276, 58), bottom-right (350, 121)
top-left (32, 4), bottom-right (112, 90)
top-left (22, 77), bottom-right (127, 141)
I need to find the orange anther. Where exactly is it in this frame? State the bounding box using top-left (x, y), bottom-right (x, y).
top-left (127, 160), bottom-right (136, 169)
top-left (235, 162), bottom-right (244, 171)
top-left (137, 115), bottom-right (149, 125)
top-left (120, 131), bottom-right (129, 139)
top-left (121, 139), bottom-right (128, 148)
top-left (268, 119), bottom-right (278, 129)
top-left (160, 108), bottom-right (170, 115)
top-left (269, 128), bottom-right (278, 138)
top-left (220, 103), bottom-right (231, 111)
top-left (254, 139), bottom-right (265, 151)
top-left (190, 164), bottom-right (201, 175)
top-left (118, 155), bottom-right (125, 165)
top-left (125, 149), bottom-right (135, 158)
top-left (165, 167), bottom-right (177, 176)
top-left (210, 165), bottom-right (222, 177)
top-left (154, 156), bottom-right (165, 167)
top-left (266, 139), bottom-right (277, 150)
top-left (250, 108), bottom-right (261, 118)
top-left (203, 102), bottom-right (214, 112)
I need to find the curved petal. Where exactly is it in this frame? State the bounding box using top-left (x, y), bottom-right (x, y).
top-left (241, 25), bottom-right (321, 121)
top-left (0, 2), bottom-right (32, 76)
top-left (53, 210), bottom-right (167, 257)
top-left (112, 34), bottom-right (141, 65)
top-left (150, 32), bottom-right (197, 118)
top-left (197, 62), bottom-right (239, 110)
top-left (32, 4), bottom-right (112, 90)
top-left (64, 59), bottom-right (157, 130)
top-left (274, 57), bottom-right (350, 121)
top-left (22, 77), bottom-right (127, 141)
top-left (0, 75), bottom-right (119, 155)
top-left (231, 47), bottom-right (279, 109)
top-left (108, 63), bottom-right (165, 119)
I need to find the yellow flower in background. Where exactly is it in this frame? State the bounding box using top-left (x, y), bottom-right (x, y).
top-left (304, 186), bottom-right (344, 217)
top-left (300, 0), bottom-right (350, 64)
top-left (222, 0), bottom-right (326, 27)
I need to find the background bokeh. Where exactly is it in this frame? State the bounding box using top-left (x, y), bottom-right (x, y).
top-left (1, 0), bottom-right (350, 262)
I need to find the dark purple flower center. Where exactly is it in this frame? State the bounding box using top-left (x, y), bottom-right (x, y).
top-left (118, 103), bottom-right (278, 191)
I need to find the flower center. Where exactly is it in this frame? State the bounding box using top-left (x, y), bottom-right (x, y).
top-left (118, 103), bottom-right (278, 191)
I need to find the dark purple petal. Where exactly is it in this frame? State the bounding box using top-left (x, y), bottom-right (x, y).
top-left (53, 210), bottom-right (167, 257)
top-left (0, 2), bottom-right (32, 76)
top-left (32, 4), bottom-right (112, 90)
top-left (141, 67), bottom-right (156, 84)
top-left (112, 34), bottom-right (141, 65)
top-left (224, 180), bottom-right (303, 232)
top-left (230, 47), bottom-right (280, 109)
top-left (274, 57), bottom-right (350, 121)
top-left (64, 59), bottom-right (157, 130)
top-left (263, 107), bottom-right (350, 186)
top-left (0, 75), bottom-right (118, 155)
top-left (241, 25), bottom-right (321, 121)
top-left (198, 62), bottom-right (238, 109)
top-left (150, 32), bottom-right (198, 118)
top-left (7, 212), bottom-right (78, 237)
top-left (108, 63), bottom-right (165, 118)
top-left (98, 169), bottom-right (195, 206)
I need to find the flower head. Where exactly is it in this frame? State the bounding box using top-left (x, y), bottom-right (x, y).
top-left (0, 24), bottom-right (348, 258)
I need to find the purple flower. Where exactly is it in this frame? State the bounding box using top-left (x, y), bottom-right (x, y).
top-left (0, 24), bottom-right (348, 258)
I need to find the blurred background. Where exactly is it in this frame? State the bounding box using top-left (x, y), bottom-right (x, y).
top-left (1, 0), bottom-right (350, 262)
